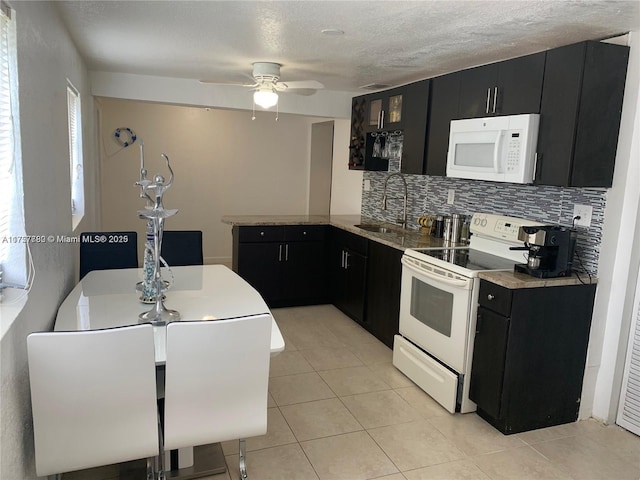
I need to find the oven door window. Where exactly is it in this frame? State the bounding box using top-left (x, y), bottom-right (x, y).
top-left (410, 277), bottom-right (453, 337)
top-left (398, 260), bottom-right (474, 373)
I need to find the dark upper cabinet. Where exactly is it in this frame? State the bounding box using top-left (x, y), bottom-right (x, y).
top-left (425, 72), bottom-right (461, 176)
top-left (353, 80), bottom-right (430, 174)
top-left (497, 53), bottom-right (546, 116)
top-left (535, 41), bottom-right (629, 187)
top-left (424, 53), bottom-right (544, 177)
top-left (365, 87), bottom-right (405, 132)
top-left (399, 79), bottom-right (430, 175)
top-left (457, 52), bottom-right (546, 119)
top-left (349, 40), bottom-right (627, 185)
top-left (348, 95), bottom-right (367, 170)
top-left (457, 63), bottom-right (498, 118)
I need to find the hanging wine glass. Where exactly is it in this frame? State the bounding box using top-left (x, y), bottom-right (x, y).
top-left (381, 132), bottom-right (390, 158)
top-left (372, 134), bottom-right (382, 158)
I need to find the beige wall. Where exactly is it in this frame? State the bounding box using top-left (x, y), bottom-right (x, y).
top-left (309, 121), bottom-right (334, 215)
top-left (330, 118), bottom-right (363, 215)
top-left (98, 98), bottom-right (328, 264)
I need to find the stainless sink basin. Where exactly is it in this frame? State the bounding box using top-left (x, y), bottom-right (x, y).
top-left (355, 225), bottom-right (396, 234)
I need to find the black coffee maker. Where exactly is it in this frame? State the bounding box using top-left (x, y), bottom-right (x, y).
top-left (513, 225), bottom-right (577, 278)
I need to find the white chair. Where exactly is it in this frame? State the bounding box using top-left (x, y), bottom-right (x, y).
top-left (27, 324), bottom-right (160, 479)
top-left (163, 314), bottom-right (272, 479)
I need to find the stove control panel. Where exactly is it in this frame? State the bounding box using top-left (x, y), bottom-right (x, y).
top-left (470, 213), bottom-right (543, 242)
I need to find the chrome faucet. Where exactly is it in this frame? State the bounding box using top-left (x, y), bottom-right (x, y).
top-left (382, 173), bottom-right (408, 228)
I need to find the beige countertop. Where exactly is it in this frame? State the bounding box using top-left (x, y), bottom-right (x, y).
top-left (221, 214), bottom-right (446, 251)
top-left (478, 270), bottom-right (597, 289)
top-left (222, 215), bottom-right (597, 288)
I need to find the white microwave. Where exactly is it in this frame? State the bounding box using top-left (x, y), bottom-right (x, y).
top-left (446, 114), bottom-right (540, 184)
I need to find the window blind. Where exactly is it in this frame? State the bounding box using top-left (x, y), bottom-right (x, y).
top-left (67, 81), bottom-right (84, 226)
top-left (0, 4), bottom-right (27, 287)
top-left (617, 276), bottom-right (640, 436)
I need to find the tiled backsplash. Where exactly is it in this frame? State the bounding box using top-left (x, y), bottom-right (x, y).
top-left (362, 139), bottom-right (606, 275)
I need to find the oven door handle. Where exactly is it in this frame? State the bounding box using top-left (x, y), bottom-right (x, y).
top-left (402, 257), bottom-right (472, 289)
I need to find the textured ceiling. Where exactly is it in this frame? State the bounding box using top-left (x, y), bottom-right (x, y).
top-left (54, 0), bottom-right (640, 93)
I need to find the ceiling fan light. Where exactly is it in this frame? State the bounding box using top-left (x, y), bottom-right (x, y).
top-left (253, 88), bottom-right (279, 109)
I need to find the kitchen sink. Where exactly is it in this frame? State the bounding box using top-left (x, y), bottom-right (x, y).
top-left (355, 224), bottom-right (397, 234)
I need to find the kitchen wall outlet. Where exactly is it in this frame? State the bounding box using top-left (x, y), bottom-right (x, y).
top-left (447, 189), bottom-right (455, 205)
top-left (363, 179), bottom-right (371, 192)
top-left (573, 204), bottom-right (593, 227)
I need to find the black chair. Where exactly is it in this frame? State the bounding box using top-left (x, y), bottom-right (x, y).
top-left (160, 230), bottom-right (204, 266)
top-left (79, 231), bottom-right (138, 279)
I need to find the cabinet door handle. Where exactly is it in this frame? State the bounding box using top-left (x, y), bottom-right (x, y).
top-left (486, 88), bottom-right (491, 114)
top-left (285, 244), bottom-right (289, 261)
top-left (341, 250), bottom-right (345, 268)
top-left (487, 294), bottom-right (495, 301)
top-left (492, 86), bottom-right (498, 113)
top-left (377, 111), bottom-right (382, 129)
top-left (344, 251), bottom-right (350, 269)
top-left (279, 244), bottom-right (283, 262)
top-left (380, 110), bottom-right (385, 129)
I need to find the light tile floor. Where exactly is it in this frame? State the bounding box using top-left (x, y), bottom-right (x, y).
top-left (69, 304), bottom-right (640, 480)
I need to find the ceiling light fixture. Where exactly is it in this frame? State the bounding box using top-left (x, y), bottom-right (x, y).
top-left (253, 85), bottom-right (278, 109)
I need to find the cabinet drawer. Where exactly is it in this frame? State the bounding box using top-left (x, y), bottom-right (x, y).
top-left (393, 335), bottom-right (458, 414)
top-left (284, 225), bottom-right (326, 242)
top-left (478, 280), bottom-right (513, 317)
top-left (237, 226), bottom-right (285, 243)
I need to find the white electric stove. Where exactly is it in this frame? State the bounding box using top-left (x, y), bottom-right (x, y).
top-left (393, 213), bottom-right (542, 413)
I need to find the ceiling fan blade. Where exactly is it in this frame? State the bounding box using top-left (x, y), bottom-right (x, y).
top-left (199, 72), bottom-right (258, 87)
top-left (278, 80), bottom-right (324, 90)
top-left (198, 79), bottom-right (258, 87)
top-left (288, 88), bottom-right (320, 96)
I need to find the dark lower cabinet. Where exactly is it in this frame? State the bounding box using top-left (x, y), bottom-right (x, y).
top-left (233, 224), bottom-right (401, 347)
top-left (235, 240), bottom-right (283, 304)
top-left (470, 279), bottom-right (597, 434)
top-left (330, 227), bottom-right (368, 325)
top-left (233, 225), bottom-right (327, 307)
top-left (365, 241), bottom-right (402, 348)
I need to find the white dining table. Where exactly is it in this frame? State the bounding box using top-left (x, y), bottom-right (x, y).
top-left (55, 264), bottom-right (285, 478)
top-left (55, 264), bottom-right (285, 362)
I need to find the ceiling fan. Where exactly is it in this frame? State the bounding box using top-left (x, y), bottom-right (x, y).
top-left (201, 62), bottom-right (324, 110)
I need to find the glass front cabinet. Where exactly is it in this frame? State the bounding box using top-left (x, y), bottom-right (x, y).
top-left (366, 88), bottom-right (404, 132)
